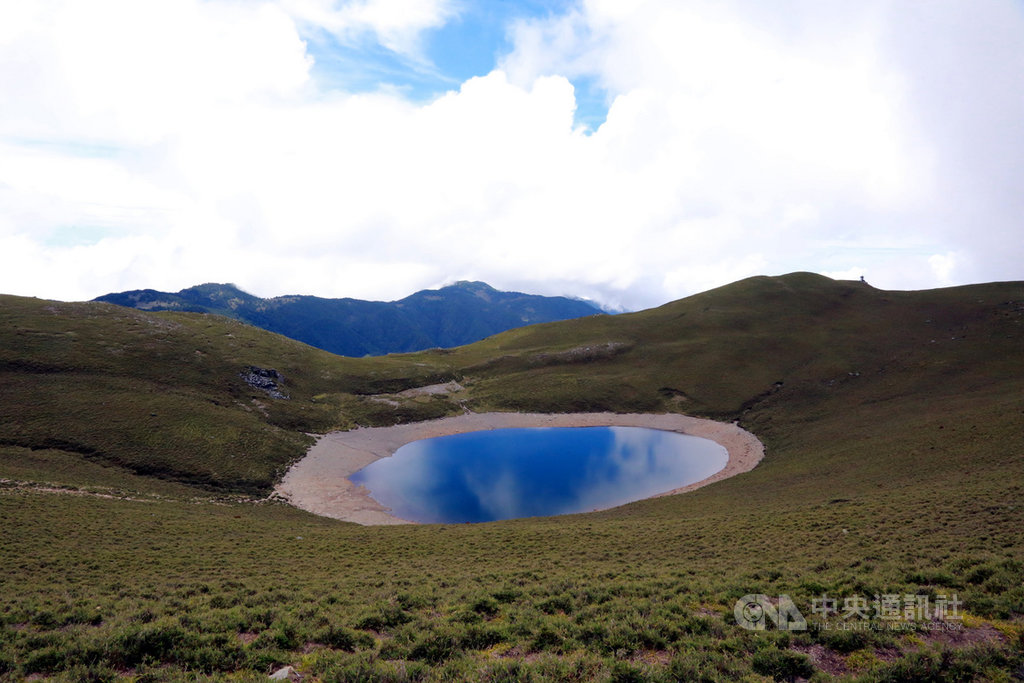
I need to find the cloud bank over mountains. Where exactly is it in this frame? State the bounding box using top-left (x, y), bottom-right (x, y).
top-left (1, 0), bottom-right (1021, 310)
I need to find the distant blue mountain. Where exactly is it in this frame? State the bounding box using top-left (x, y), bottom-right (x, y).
top-left (94, 281), bottom-right (604, 357)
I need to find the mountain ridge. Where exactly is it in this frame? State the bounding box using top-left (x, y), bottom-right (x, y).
top-left (93, 281), bottom-right (604, 357)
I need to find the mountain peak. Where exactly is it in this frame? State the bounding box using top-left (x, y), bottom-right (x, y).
top-left (182, 282), bottom-right (250, 296)
top-left (443, 280), bottom-right (499, 301)
top-left (446, 280), bottom-right (496, 292)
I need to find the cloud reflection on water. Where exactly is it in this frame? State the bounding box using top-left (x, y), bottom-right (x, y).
top-left (349, 427), bottom-right (727, 523)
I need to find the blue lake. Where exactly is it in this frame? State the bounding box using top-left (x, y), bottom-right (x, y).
top-left (348, 426), bottom-right (727, 523)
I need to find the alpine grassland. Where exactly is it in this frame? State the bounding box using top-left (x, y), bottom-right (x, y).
top-left (1, 273), bottom-right (1022, 681)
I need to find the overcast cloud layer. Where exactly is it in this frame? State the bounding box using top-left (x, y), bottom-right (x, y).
top-left (1, 0), bottom-right (1021, 310)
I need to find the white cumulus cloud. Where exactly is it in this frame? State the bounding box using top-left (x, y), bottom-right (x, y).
top-left (0, 0), bottom-right (1021, 309)
top-left (281, 0), bottom-right (460, 57)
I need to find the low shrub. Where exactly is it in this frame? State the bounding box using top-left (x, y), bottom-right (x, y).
top-left (750, 649), bottom-right (814, 682)
top-left (355, 605), bottom-right (412, 632)
top-left (314, 624), bottom-right (375, 651)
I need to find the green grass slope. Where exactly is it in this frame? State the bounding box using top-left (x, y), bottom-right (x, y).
top-left (1, 273), bottom-right (1022, 681)
top-left (447, 273), bottom-right (1022, 416)
top-left (0, 297), bottom-right (458, 494)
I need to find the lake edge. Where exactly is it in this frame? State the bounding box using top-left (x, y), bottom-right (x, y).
top-left (275, 412), bottom-right (765, 525)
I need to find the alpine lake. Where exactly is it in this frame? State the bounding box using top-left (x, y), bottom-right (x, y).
top-left (348, 426), bottom-right (728, 523)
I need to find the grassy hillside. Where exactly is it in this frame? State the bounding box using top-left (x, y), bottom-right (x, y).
top-left (0, 297), bottom-right (462, 494)
top-left (446, 273), bottom-right (1023, 416)
top-left (1, 273), bottom-right (1022, 681)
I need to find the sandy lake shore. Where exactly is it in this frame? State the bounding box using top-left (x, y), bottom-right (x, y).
top-left (274, 412), bottom-right (764, 525)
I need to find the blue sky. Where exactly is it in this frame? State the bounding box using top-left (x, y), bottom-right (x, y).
top-left (0, 1), bottom-right (1022, 310)
top-left (303, 0), bottom-right (609, 130)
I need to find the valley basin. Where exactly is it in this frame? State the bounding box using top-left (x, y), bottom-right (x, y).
top-left (275, 412), bottom-right (764, 525)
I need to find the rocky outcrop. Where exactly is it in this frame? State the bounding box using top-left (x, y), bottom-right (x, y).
top-left (528, 341), bottom-right (631, 366)
top-left (241, 366), bottom-right (289, 399)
